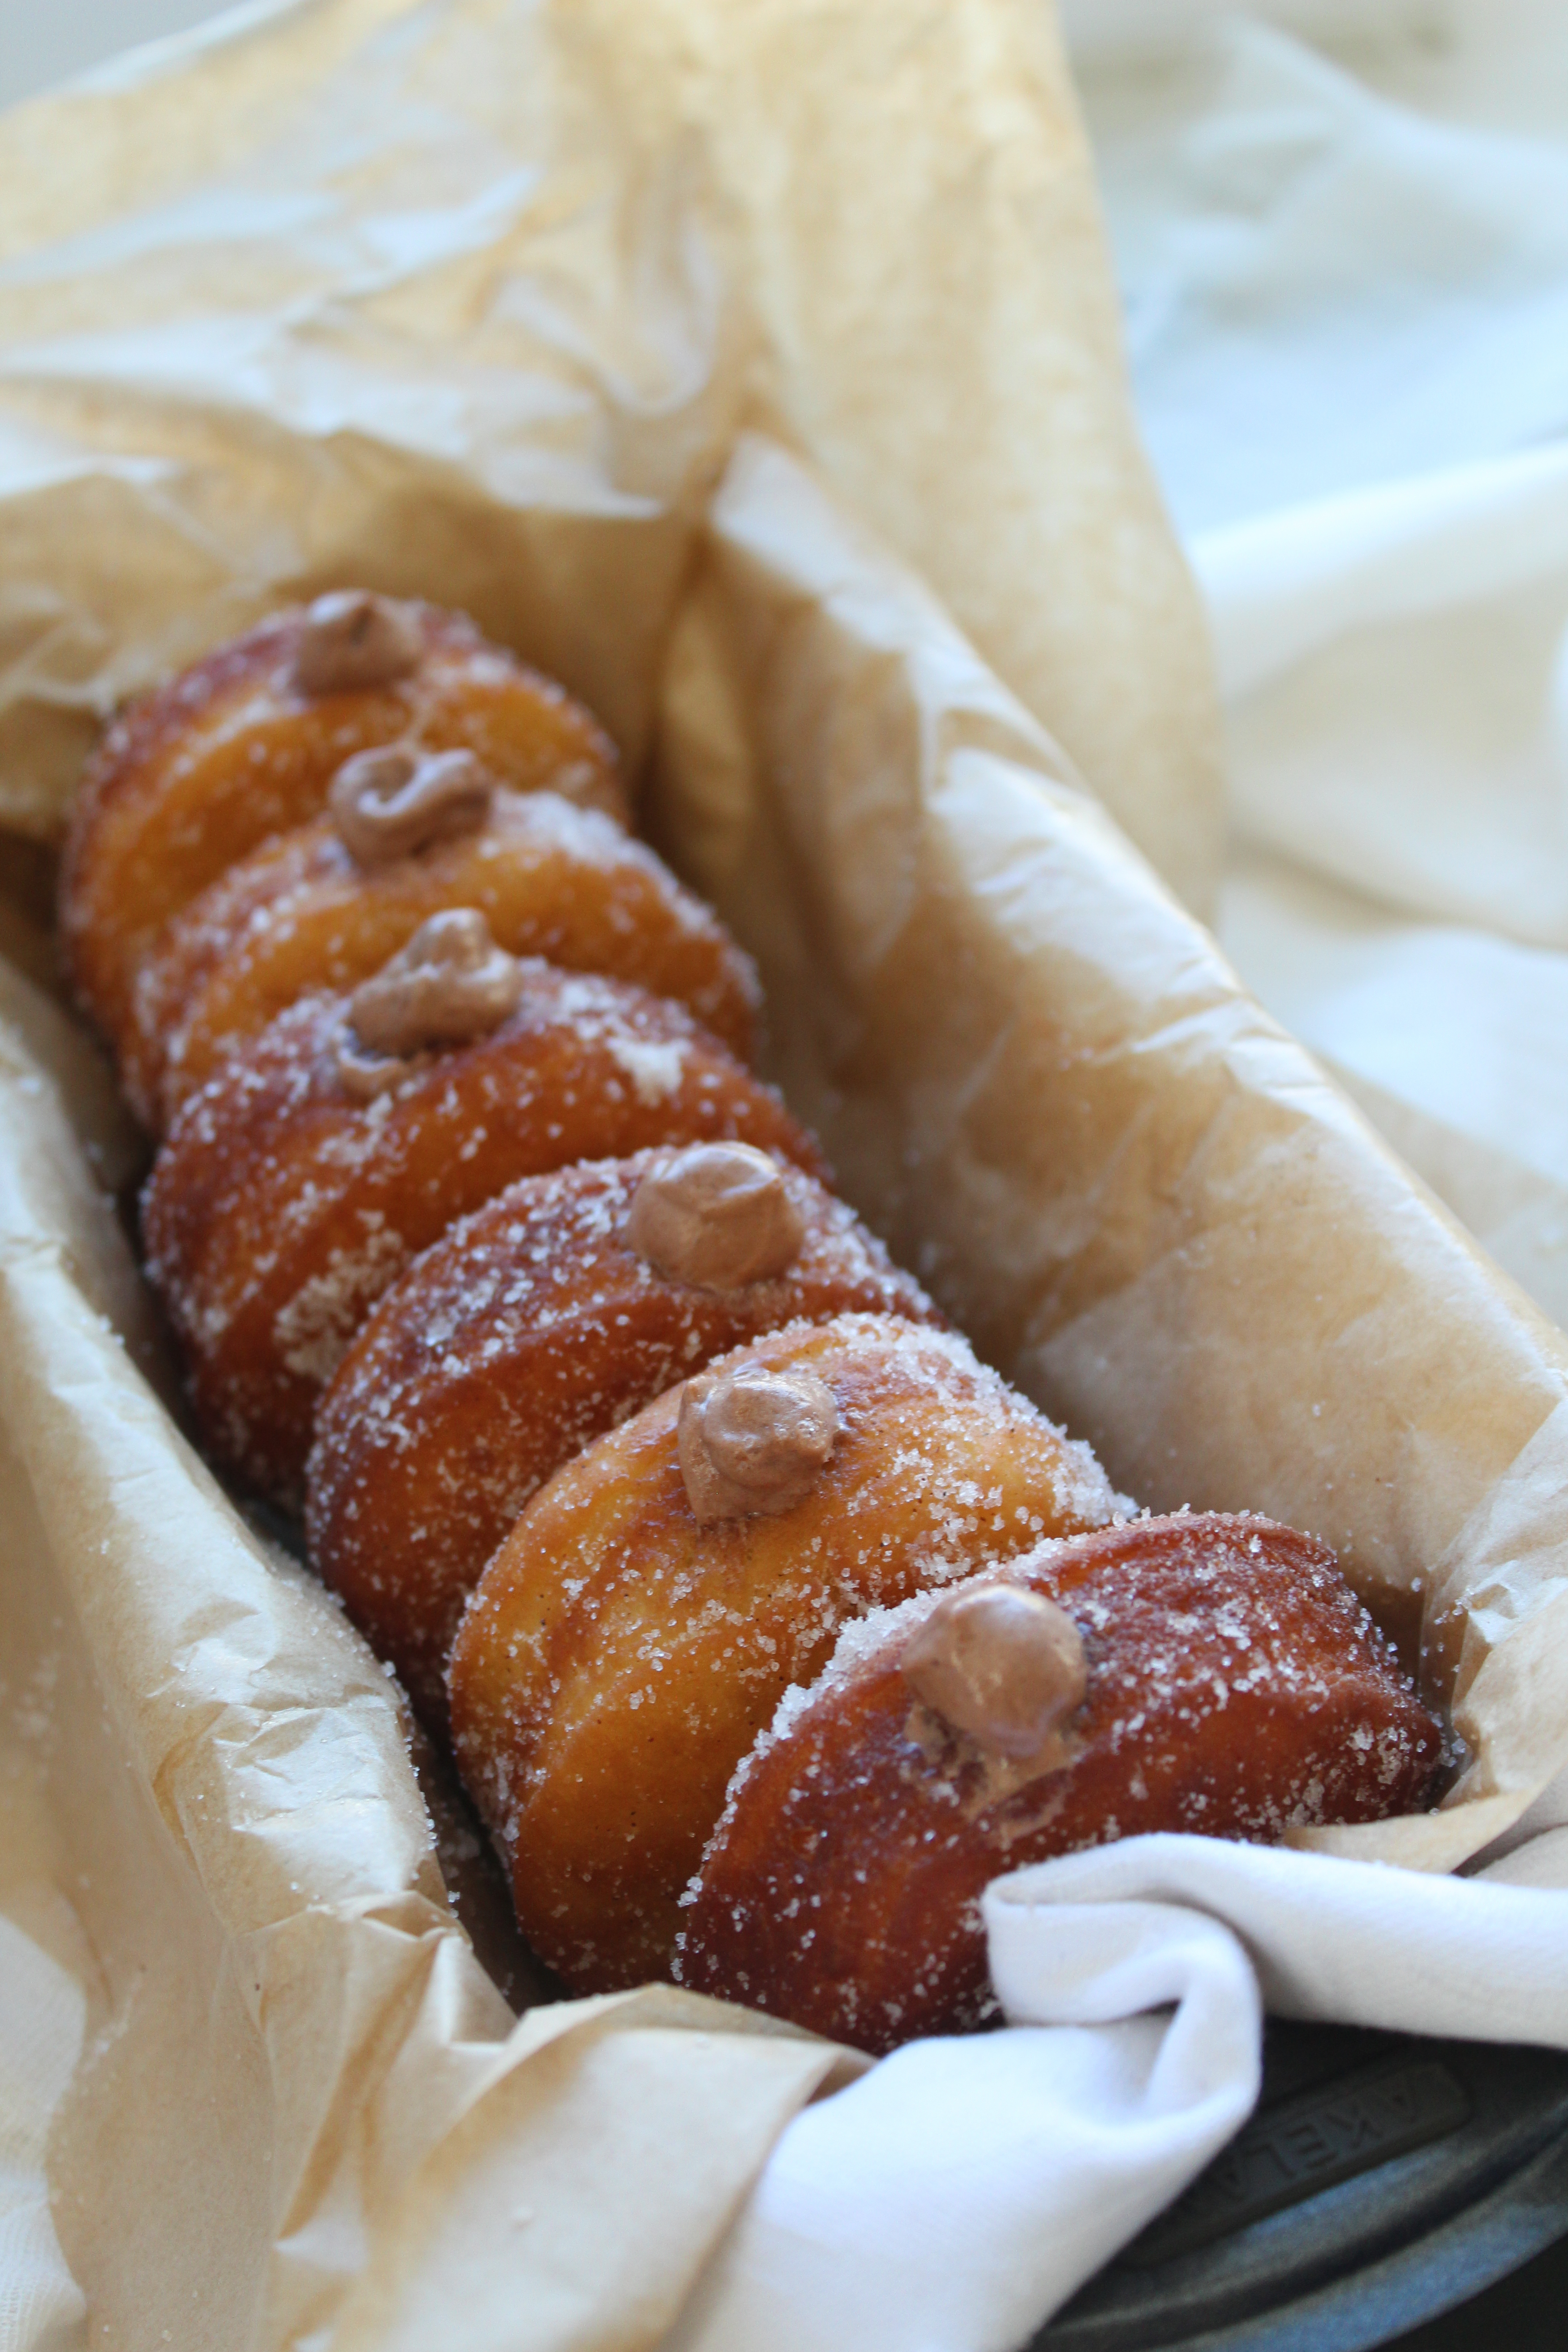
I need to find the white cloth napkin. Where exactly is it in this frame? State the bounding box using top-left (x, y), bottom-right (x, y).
top-left (1080, 7), bottom-right (1568, 1333)
top-left (1085, 11), bottom-right (1568, 538)
top-left (667, 1829), bottom-right (1568, 2352)
top-left (1203, 443), bottom-right (1568, 1326)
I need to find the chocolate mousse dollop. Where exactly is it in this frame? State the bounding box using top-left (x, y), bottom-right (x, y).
top-left (328, 745), bottom-right (494, 867)
top-left (626, 1143), bottom-right (806, 1291)
top-left (679, 1362), bottom-right (839, 1522)
top-left (340, 908), bottom-right (522, 1086)
top-left (293, 590), bottom-right (422, 696)
top-left (901, 1582), bottom-right (1087, 1762)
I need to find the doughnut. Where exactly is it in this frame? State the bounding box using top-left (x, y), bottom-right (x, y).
top-left (446, 1312), bottom-right (1131, 1994)
top-left (58, 605), bottom-right (1450, 2071)
top-left (674, 1514), bottom-right (1446, 2053)
top-left (123, 775), bottom-right (759, 1128)
top-left (61, 593), bottom-right (624, 1056)
top-left (307, 1144), bottom-right (943, 1729)
top-left (142, 915), bottom-right (820, 1508)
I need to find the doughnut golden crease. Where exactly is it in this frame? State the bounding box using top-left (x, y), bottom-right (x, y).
top-left (142, 934), bottom-right (822, 1509)
top-left (308, 1145), bottom-right (942, 1730)
top-left (674, 1515), bottom-right (1446, 2056)
top-left (60, 592), bottom-right (625, 1057)
top-left (122, 779), bottom-right (760, 1130)
top-left (446, 1312), bottom-right (1131, 1994)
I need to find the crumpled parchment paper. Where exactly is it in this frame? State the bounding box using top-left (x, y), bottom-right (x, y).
top-left (3, 4), bottom-right (1564, 2348)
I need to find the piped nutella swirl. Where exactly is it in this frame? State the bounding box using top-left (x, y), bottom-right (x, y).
top-left (328, 745), bottom-right (494, 867)
top-left (901, 1583), bottom-right (1086, 1764)
top-left (293, 591), bottom-right (422, 696)
top-left (338, 909), bottom-right (522, 1094)
top-left (678, 1363), bottom-right (839, 1522)
top-left (626, 1143), bottom-right (805, 1291)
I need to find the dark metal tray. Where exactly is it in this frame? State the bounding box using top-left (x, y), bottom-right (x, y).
top-left (1033, 2020), bottom-right (1568, 2351)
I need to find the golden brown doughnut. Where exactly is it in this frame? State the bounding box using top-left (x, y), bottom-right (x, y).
top-left (123, 783), bottom-right (759, 1129)
top-left (674, 1514), bottom-right (1446, 2053)
top-left (307, 1145), bottom-right (943, 1730)
top-left (60, 594), bottom-right (624, 1056)
top-left (446, 1312), bottom-right (1130, 1994)
top-left (142, 939), bottom-right (821, 1508)
top-left (56, 605), bottom-right (1451, 2072)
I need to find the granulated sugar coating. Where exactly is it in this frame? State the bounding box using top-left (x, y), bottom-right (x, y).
top-left (674, 1514), bottom-right (1446, 2054)
top-left (125, 788), bottom-right (760, 1129)
top-left (141, 965), bottom-right (821, 1510)
top-left (63, 598), bottom-right (1461, 2082)
top-left (60, 599), bottom-right (625, 1062)
top-left (446, 1312), bottom-right (1132, 1994)
top-left (307, 1152), bottom-right (941, 1730)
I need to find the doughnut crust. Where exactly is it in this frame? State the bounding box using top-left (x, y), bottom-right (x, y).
top-left (307, 1152), bottom-right (942, 1729)
top-left (447, 1313), bottom-right (1129, 1993)
top-left (124, 790), bottom-right (759, 1128)
top-left (61, 600), bottom-right (624, 1055)
top-left (675, 1515), bottom-right (1446, 2054)
top-left (142, 968), bottom-right (819, 1507)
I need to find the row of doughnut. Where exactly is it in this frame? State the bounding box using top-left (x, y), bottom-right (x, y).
top-left (59, 591), bottom-right (1444, 2055)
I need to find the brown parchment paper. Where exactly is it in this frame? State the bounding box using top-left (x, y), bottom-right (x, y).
top-left (652, 435), bottom-right (1568, 1867)
top-left (0, 0), bottom-right (1220, 914)
top-left (0, 969), bottom-right (858, 2352)
top-left (2, 4), bottom-right (1568, 2350)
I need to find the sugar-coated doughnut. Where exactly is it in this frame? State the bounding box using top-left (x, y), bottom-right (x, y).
top-left (447, 1312), bottom-right (1131, 1993)
top-left (123, 782), bottom-right (759, 1128)
top-left (61, 594), bottom-right (624, 1055)
top-left (674, 1514), bottom-right (1446, 2053)
top-left (59, 601), bottom-right (1452, 2074)
top-left (142, 931), bottom-right (820, 1508)
top-left (307, 1145), bottom-right (942, 1729)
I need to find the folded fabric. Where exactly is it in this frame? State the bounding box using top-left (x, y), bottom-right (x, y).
top-left (1201, 442), bottom-right (1568, 950)
top-left (1086, 16), bottom-right (1568, 536)
top-left (1196, 435), bottom-right (1568, 1324)
top-left (1076, 15), bottom-right (1568, 1336)
top-left (665, 1833), bottom-right (1568, 2352)
top-left (1061, 0), bottom-right (1438, 64)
